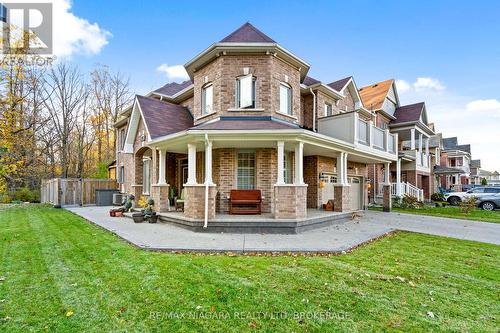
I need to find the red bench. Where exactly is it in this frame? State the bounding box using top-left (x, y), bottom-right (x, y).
top-left (229, 190), bottom-right (262, 215)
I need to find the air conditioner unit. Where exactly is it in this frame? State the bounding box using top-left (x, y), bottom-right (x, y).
top-left (112, 193), bottom-right (123, 206)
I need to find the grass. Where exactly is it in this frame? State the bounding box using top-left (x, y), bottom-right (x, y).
top-left (0, 205), bottom-right (499, 332)
top-left (369, 205), bottom-right (500, 223)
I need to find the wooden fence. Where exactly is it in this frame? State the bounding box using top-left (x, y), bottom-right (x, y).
top-left (41, 178), bottom-right (118, 206)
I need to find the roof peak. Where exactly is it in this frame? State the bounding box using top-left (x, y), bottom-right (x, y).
top-left (220, 22), bottom-right (276, 43)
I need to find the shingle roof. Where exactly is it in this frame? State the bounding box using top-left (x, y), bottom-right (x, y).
top-left (471, 159), bottom-right (481, 168)
top-left (359, 79), bottom-right (394, 111)
top-left (192, 116), bottom-right (299, 130)
top-left (391, 102), bottom-right (425, 124)
top-left (434, 165), bottom-right (463, 174)
top-left (442, 137), bottom-right (458, 149)
top-left (154, 80), bottom-right (192, 96)
top-left (303, 76), bottom-right (321, 86)
top-left (220, 22), bottom-right (276, 43)
top-left (136, 95), bottom-right (193, 139)
top-left (456, 144), bottom-right (471, 154)
top-left (327, 77), bottom-right (351, 92)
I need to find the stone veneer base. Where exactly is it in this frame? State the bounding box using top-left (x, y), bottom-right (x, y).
top-left (274, 184), bottom-right (308, 219)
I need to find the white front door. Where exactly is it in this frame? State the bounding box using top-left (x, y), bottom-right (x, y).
top-left (349, 177), bottom-right (363, 211)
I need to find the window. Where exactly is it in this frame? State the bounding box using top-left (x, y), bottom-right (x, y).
top-left (485, 188), bottom-right (500, 193)
top-left (119, 128), bottom-right (126, 150)
top-left (284, 151), bottom-right (293, 184)
top-left (118, 166), bottom-right (124, 183)
top-left (472, 188), bottom-right (485, 193)
top-left (325, 103), bottom-right (333, 116)
top-left (237, 150), bottom-right (255, 189)
top-left (236, 75), bottom-right (256, 109)
top-left (201, 83), bottom-right (213, 115)
top-left (279, 83), bottom-right (292, 115)
top-left (142, 158), bottom-right (151, 194)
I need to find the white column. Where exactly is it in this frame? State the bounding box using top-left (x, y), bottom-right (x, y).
top-left (186, 143), bottom-right (197, 185)
top-left (384, 162), bottom-right (391, 185)
top-left (425, 138), bottom-right (429, 156)
top-left (418, 133), bottom-right (423, 154)
top-left (204, 139), bottom-right (213, 185)
top-left (276, 141), bottom-right (285, 185)
top-left (396, 158), bottom-right (402, 196)
top-left (336, 152), bottom-right (348, 185)
top-left (410, 128), bottom-right (416, 150)
top-left (294, 141), bottom-right (304, 185)
top-left (384, 129), bottom-right (390, 152)
top-left (367, 120), bottom-right (374, 147)
top-left (158, 149), bottom-right (167, 184)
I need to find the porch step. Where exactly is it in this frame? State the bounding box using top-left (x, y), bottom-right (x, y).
top-left (156, 211), bottom-right (356, 234)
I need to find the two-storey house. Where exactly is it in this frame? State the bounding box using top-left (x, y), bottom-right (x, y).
top-left (435, 137), bottom-right (472, 191)
top-left (114, 23), bottom-right (397, 231)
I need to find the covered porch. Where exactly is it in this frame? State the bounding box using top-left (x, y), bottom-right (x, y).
top-left (141, 126), bottom-right (396, 226)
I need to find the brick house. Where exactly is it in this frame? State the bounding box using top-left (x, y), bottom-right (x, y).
top-left (434, 137), bottom-right (472, 191)
top-left (359, 79), bottom-right (438, 202)
top-left (114, 23), bottom-right (397, 229)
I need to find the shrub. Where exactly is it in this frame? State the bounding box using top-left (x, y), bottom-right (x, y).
top-left (481, 178), bottom-right (488, 186)
top-left (459, 196), bottom-right (477, 214)
top-left (0, 193), bottom-right (11, 203)
top-left (10, 188), bottom-right (40, 203)
top-left (400, 194), bottom-right (424, 209)
top-left (137, 195), bottom-right (148, 208)
top-left (431, 192), bottom-right (445, 202)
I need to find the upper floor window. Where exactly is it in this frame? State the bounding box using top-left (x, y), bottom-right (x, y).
top-left (236, 74), bottom-right (256, 109)
top-left (325, 103), bottom-right (333, 116)
top-left (201, 83), bottom-right (213, 115)
top-left (118, 128), bottom-right (126, 150)
top-left (279, 83), bottom-right (292, 115)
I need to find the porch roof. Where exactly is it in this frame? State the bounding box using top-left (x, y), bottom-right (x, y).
top-left (192, 116), bottom-right (299, 130)
top-left (434, 165), bottom-right (463, 174)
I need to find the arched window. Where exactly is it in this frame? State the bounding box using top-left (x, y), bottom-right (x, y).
top-left (279, 82), bottom-right (292, 115)
top-left (201, 83), bottom-right (213, 115)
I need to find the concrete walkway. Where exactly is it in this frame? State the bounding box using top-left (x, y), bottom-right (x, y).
top-left (66, 207), bottom-right (500, 253)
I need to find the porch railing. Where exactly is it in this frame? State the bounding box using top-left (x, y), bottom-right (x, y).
top-left (378, 182), bottom-right (424, 202)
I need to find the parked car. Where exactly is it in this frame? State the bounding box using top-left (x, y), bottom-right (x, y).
top-left (476, 193), bottom-right (500, 211)
top-left (444, 187), bottom-right (500, 205)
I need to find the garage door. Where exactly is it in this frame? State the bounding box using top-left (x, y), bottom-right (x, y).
top-left (320, 175), bottom-right (363, 211)
top-left (349, 177), bottom-right (363, 211)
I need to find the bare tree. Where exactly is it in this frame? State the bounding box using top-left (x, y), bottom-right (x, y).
top-left (44, 63), bottom-right (87, 178)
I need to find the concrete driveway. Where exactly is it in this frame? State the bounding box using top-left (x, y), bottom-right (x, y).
top-left (66, 207), bottom-right (500, 253)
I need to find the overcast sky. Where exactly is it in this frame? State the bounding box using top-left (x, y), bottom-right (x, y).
top-left (40, 0), bottom-right (500, 170)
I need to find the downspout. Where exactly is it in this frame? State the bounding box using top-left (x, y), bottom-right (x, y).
top-left (310, 88), bottom-right (317, 132)
top-left (204, 133), bottom-right (209, 229)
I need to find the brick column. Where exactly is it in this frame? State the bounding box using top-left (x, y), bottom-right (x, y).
top-left (383, 184), bottom-right (392, 212)
top-left (151, 184), bottom-right (169, 212)
top-left (184, 185), bottom-right (217, 220)
top-left (274, 185), bottom-right (308, 219)
top-left (333, 185), bottom-right (351, 212)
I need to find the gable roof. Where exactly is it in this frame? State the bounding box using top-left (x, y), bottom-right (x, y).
top-left (220, 22), bottom-right (276, 43)
top-left (303, 76), bottom-right (321, 86)
top-left (391, 102), bottom-right (425, 124)
top-left (359, 79), bottom-right (395, 111)
top-left (154, 80), bottom-right (192, 97)
top-left (136, 95), bottom-right (193, 139)
top-left (456, 144), bottom-right (471, 154)
top-left (327, 77), bottom-right (352, 92)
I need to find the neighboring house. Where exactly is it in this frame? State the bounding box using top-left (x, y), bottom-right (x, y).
top-left (470, 159), bottom-right (482, 185)
top-left (476, 169), bottom-right (500, 186)
top-left (435, 137), bottom-right (472, 191)
top-left (359, 80), bottom-right (435, 201)
top-left (113, 23), bottom-right (397, 224)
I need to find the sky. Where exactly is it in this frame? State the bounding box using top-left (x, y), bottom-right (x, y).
top-left (22, 0), bottom-right (500, 170)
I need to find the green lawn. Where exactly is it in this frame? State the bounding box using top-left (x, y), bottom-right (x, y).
top-left (370, 205), bottom-right (500, 223)
top-left (1, 205), bottom-right (499, 332)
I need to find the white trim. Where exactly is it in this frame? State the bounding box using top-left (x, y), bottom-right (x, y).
top-left (227, 108), bottom-right (265, 112)
top-left (196, 111), bottom-right (217, 121)
top-left (276, 111), bottom-right (297, 120)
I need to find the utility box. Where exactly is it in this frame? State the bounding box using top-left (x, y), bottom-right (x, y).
top-left (95, 189), bottom-right (120, 206)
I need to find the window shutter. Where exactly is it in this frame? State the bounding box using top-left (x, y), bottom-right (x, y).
top-left (239, 74), bottom-right (253, 108)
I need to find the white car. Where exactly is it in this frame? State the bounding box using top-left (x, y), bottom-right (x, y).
top-left (444, 187), bottom-right (500, 205)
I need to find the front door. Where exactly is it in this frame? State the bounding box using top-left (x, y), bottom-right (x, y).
top-left (349, 177), bottom-right (362, 211)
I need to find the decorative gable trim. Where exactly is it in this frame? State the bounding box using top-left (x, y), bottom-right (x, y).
top-left (123, 97), bottom-right (151, 153)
